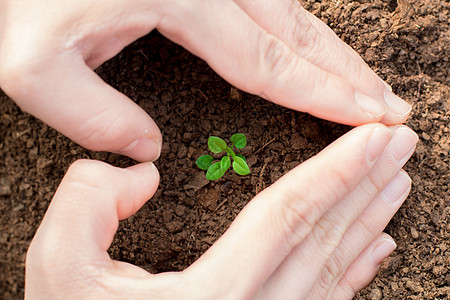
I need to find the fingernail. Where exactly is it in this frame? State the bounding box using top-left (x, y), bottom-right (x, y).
top-left (128, 161), bottom-right (158, 174)
top-left (366, 127), bottom-right (392, 163)
top-left (118, 138), bottom-right (161, 162)
top-left (370, 237), bottom-right (397, 267)
top-left (388, 127), bottom-right (419, 163)
top-left (382, 80), bottom-right (392, 92)
top-left (126, 162), bottom-right (159, 187)
top-left (384, 90), bottom-right (411, 118)
top-left (355, 90), bottom-right (386, 119)
top-left (380, 171), bottom-right (411, 205)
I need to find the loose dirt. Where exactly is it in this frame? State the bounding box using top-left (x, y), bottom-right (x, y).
top-left (0, 0), bottom-right (448, 298)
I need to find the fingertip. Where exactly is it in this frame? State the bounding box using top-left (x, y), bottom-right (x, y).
top-left (118, 162), bottom-right (160, 220)
top-left (380, 90), bottom-right (412, 125)
top-left (117, 136), bottom-right (162, 162)
top-left (384, 90), bottom-right (412, 118)
top-left (387, 124), bottom-right (419, 139)
top-left (353, 87), bottom-right (411, 126)
top-left (369, 234), bottom-right (397, 267)
top-left (333, 233), bottom-right (396, 298)
top-left (126, 161), bottom-right (160, 184)
top-left (321, 123), bottom-right (391, 159)
top-left (381, 80), bottom-right (393, 92)
top-left (62, 160), bottom-right (160, 221)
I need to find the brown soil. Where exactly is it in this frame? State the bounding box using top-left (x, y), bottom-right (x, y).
top-left (0, 0), bottom-right (448, 299)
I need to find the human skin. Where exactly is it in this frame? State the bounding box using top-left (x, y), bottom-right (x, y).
top-left (0, 0), bottom-right (416, 298)
top-left (0, 0), bottom-right (411, 162)
top-left (26, 124), bottom-right (418, 299)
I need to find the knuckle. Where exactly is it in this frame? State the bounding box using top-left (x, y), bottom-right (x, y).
top-left (309, 166), bottom-right (353, 208)
top-left (311, 214), bottom-right (346, 255)
top-left (67, 159), bottom-right (103, 176)
top-left (335, 277), bottom-right (358, 299)
top-left (259, 34), bottom-right (296, 81)
top-left (0, 52), bottom-right (37, 98)
top-left (65, 159), bottom-right (116, 191)
top-left (360, 175), bottom-right (380, 199)
top-left (353, 217), bottom-right (378, 238)
top-left (318, 258), bottom-right (342, 292)
top-left (0, 34), bottom-right (48, 99)
top-left (330, 162), bottom-right (359, 197)
top-left (276, 190), bottom-right (319, 247)
top-left (292, 9), bottom-right (321, 59)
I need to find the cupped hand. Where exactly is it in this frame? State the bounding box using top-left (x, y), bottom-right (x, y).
top-left (0, 0), bottom-right (411, 161)
top-left (26, 124), bottom-right (418, 299)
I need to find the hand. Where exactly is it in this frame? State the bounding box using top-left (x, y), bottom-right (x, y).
top-left (26, 124), bottom-right (418, 299)
top-left (0, 0), bottom-right (411, 162)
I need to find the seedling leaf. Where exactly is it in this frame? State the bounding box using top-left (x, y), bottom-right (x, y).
top-left (206, 162), bottom-right (226, 180)
top-left (221, 156), bottom-right (231, 172)
top-left (236, 154), bottom-right (246, 162)
top-left (232, 156), bottom-right (250, 175)
top-left (231, 133), bottom-right (247, 149)
top-left (196, 155), bottom-right (213, 170)
top-left (197, 133), bottom-right (250, 180)
top-left (208, 136), bottom-right (227, 153)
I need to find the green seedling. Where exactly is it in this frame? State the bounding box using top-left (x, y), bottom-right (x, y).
top-left (196, 133), bottom-right (250, 180)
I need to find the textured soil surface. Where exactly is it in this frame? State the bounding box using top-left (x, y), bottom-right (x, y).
top-left (0, 0), bottom-right (448, 299)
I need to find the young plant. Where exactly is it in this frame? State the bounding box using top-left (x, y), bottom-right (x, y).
top-left (196, 133), bottom-right (250, 180)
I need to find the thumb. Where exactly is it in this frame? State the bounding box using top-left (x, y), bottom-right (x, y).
top-left (26, 160), bottom-right (159, 298)
top-left (0, 52), bottom-right (161, 162)
top-left (36, 160), bottom-right (160, 254)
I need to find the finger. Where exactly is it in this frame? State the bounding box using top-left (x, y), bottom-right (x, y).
top-left (183, 124), bottom-right (392, 299)
top-left (25, 160), bottom-right (164, 298)
top-left (233, 0), bottom-right (411, 124)
top-left (330, 234), bottom-right (397, 299)
top-left (158, 1), bottom-right (387, 125)
top-left (0, 50), bottom-right (161, 162)
top-left (27, 160), bottom-right (159, 265)
top-left (256, 127), bottom-right (417, 299)
top-left (310, 171), bottom-right (410, 299)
